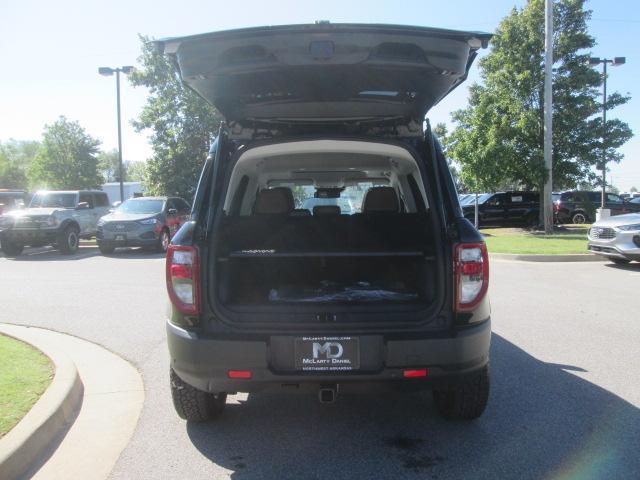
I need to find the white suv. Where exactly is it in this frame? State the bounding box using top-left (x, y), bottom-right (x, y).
top-left (0, 190), bottom-right (110, 256)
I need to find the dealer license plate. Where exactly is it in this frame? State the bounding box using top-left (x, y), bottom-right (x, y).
top-left (294, 336), bottom-right (359, 371)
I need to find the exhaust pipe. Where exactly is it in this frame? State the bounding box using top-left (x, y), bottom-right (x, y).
top-left (318, 385), bottom-right (338, 403)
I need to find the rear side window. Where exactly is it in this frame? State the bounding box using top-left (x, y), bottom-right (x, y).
top-left (79, 193), bottom-right (94, 208)
top-left (175, 198), bottom-right (191, 212)
top-left (485, 194), bottom-right (503, 206)
top-left (94, 193), bottom-right (109, 207)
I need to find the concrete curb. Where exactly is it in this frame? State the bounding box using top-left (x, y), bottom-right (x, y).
top-left (0, 324), bottom-right (145, 480)
top-left (490, 253), bottom-right (606, 262)
top-left (0, 325), bottom-right (83, 480)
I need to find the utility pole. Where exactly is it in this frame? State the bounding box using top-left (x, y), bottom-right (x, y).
top-left (543, 0), bottom-right (554, 234)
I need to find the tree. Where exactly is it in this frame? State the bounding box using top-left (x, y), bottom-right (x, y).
top-left (127, 161), bottom-right (147, 182)
top-left (446, 0), bottom-right (632, 195)
top-left (98, 149), bottom-right (125, 183)
top-left (129, 35), bottom-right (223, 200)
top-left (28, 117), bottom-right (103, 190)
top-left (98, 149), bottom-right (147, 184)
top-left (0, 140), bottom-right (40, 189)
top-left (433, 123), bottom-right (463, 190)
top-left (630, 186), bottom-right (638, 193)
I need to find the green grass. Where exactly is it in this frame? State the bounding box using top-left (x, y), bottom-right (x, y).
top-left (481, 226), bottom-right (590, 254)
top-left (0, 334), bottom-right (53, 437)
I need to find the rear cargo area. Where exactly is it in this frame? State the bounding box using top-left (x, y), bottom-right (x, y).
top-left (215, 214), bottom-right (437, 311)
top-left (209, 139), bottom-right (443, 322)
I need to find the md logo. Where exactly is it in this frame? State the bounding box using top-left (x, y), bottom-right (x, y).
top-left (312, 342), bottom-right (343, 359)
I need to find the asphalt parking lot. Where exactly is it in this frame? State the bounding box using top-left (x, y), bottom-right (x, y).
top-left (1, 246), bottom-right (639, 479)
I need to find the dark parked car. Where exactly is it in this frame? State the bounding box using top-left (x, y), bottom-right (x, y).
top-left (96, 196), bottom-right (190, 254)
top-left (161, 23), bottom-right (492, 422)
top-left (461, 191), bottom-right (539, 227)
top-left (553, 191), bottom-right (638, 224)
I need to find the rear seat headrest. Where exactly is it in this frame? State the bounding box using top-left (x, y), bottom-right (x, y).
top-left (313, 205), bottom-right (341, 216)
top-left (253, 187), bottom-right (294, 214)
top-left (362, 187), bottom-right (400, 213)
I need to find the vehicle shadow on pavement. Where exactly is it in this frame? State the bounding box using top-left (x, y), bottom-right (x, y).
top-left (0, 246), bottom-right (165, 261)
top-left (98, 248), bottom-right (166, 260)
top-left (185, 335), bottom-right (640, 480)
top-left (604, 262), bottom-right (640, 272)
top-left (0, 246), bottom-right (102, 261)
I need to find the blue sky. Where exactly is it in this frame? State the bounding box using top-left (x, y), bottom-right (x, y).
top-left (1, 0), bottom-right (639, 190)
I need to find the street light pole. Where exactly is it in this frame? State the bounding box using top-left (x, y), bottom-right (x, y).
top-left (115, 69), bottom-right (124, 203)
top-left (99, 65), bottom-right (134, 203)
top-left (588, 56), bottom-right (625, 210)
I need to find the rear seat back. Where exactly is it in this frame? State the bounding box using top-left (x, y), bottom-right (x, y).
top-left (253, 187), bottom-right (294, 214)
top-left (362, 187), bottom-right (400, 214)
top-left (219, 212), bottom-right (430, 254)
top-left (313, 205), bottom-right (341, 216)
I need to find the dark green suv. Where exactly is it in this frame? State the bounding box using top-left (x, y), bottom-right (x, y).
top-left (161, 23), bottom-right (492, 422)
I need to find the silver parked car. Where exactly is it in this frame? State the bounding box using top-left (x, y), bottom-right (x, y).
top-left (588, 213), bottom-right (640, 264)
top-left (96, 196), bottom-right (190, 254)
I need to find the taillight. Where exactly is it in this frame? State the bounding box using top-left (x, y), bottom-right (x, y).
top-left (166, 245), bottom-right (200, 315)
top-left (454, 243), bottom-right (489, 312)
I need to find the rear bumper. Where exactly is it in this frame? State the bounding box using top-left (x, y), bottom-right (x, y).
top-left (97, 237), bottom-right (158, 248)
top-left (97, 227), bottom-right (159, 248)
top-left (167, 319), bottom-right (491, 394)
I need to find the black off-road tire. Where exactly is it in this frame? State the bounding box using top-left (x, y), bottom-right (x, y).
top-left (170, 369), bottom-right (227, 422)
top-left (1, 238), bottom-right (24, 256)
top-left (57, 224), bottom-right (80, 255)
top-left (98, 243), bottom-right (115, 255)
top-left (433, 365), bottom-right (490, 421)
top-left (156, 228), bottom-right (170, 253)
top-left (571, 212), bottom-right (588, 225)
top-left (611, 258), bottom-right (631, 265)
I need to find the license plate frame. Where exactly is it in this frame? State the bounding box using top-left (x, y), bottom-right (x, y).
top-left (294, 336), bottom-right (359, 372)
top-left (114, 234), bottom-right (126, 242)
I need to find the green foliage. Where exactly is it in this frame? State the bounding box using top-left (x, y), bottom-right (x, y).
top-left (127, 161), bottom-right (147, 182)
top-left (445, 0), bottom-right (632, 192)
top-left (97, 149), bottom-right (122, 183)
top-left (28, 116), bottom-right (103, 190)
top-left (630, 186), bottom-right (638, 193)
top-left (0, 140), bottom-right (40, 189)
top-left (97, 149), bottom-right (147, 183)
top-left (129, 35), bottom-right (223, 200)
top-left (433, 122), bottom-right (463, 189)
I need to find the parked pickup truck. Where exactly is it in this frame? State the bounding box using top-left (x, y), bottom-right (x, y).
top-left (461, 191), bottom-right (540, 227)
top-left (0, 190), bottom-right (110, 256)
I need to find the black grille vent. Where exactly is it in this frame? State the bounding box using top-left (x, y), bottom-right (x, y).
top-left (590, 227), bottom-right (616, 239)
